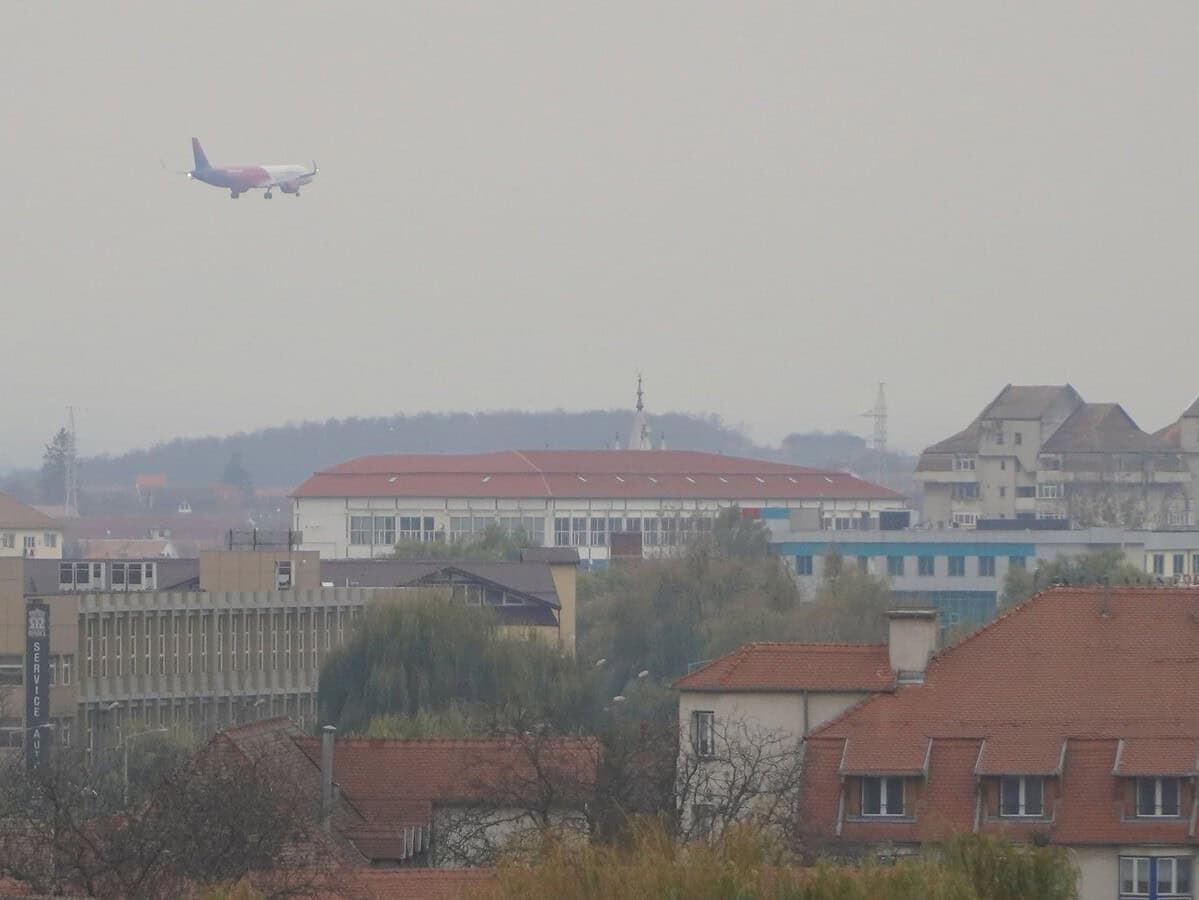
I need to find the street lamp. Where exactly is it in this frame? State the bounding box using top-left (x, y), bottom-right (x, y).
top-left (120, 727), bottom-right (168, 807)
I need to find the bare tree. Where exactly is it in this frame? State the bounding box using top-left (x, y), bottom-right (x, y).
top-left (0, 739), bottom-right (345, 899)
top-left (675, 715), bottom-right (805, 845)
top-left (433, 729), bottom-right (598, 867)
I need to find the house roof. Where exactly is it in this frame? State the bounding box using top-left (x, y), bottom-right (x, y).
top-left (800, 586), bottom-right (1199, 846)
top-left (290, 450), bottom-right (900, 502)
top-left (673, 642), bottom-right (894, 693)
top-left (1113, 738), bottom-right (1199, 776)
top-left (75, 538), bottom-right (176, 560)
top-left (0, 492), bottom-right (57, 530)
top-left (287, 734), bottom-right (598, 862)
top-left (920, 421), bottom-right (981, 456)
top-left (1184, 397), bottom-right (1199, 419)
top-left (319, 559), bottom-right (561, 608)
top-left (1039, 403), bottom-right (1174, 454)
top-left (22, 558), bottom-right (202, 594)
top-left (978, 384), bottom-right (1078, 421)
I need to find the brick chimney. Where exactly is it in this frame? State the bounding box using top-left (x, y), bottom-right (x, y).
top-left (320, 725), bottom-right (336, 832)
top-left (886, 608), bottom-right (938, 684)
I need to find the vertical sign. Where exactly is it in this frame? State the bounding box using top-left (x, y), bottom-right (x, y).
top-left (25, 601), bottom-right (50, 769)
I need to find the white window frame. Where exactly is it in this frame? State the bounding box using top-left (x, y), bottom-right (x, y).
top-left (1136, 777), bottom-right (1181, 818)
top-left (999, 775), bottom-right (1043, 818)
top-left (691, 710), bottom-right (715, 758)
top-left (861, 776), bottom-right (905, 817)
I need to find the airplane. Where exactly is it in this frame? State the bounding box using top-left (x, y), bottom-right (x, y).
top-left (175, 138), bottom-right (318, 199)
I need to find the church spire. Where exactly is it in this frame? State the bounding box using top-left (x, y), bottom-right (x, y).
top-left (627, 374), bottom-right (653, 451)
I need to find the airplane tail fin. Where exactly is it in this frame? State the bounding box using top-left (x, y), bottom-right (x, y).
top-left (191, 138), bottom-right (210, 171)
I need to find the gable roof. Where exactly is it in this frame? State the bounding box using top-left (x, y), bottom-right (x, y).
top-left (673, 642), bottom-right (894, 693)
top-left (1185, 397), bottom-right (1199, 419)
top-left (920, 421), bottom-right (981, 456)
top-left (319, 559), bottom-right (560, 608)
top-left (801, 586), bottom-right (1199, 845)
top-left (978, 384), bottom-right (1078, 421)
top-left (291, 450), bottom-right (900, 501)
top-left (1039, 403), bottom-right (1174, 454)
top-left (0, 492), bottom-right (57, 530)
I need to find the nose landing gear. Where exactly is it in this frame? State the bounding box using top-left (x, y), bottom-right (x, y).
top-left (264, 191), bottom-right (273, 199)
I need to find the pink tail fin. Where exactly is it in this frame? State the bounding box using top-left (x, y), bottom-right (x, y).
top-left (191, 138), bottom-right (210, 171)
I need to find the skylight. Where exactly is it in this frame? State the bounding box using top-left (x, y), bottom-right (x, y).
top-left (718, 477), bottom-right (729, 484)
top-left (824, 476), bottom-right (834, 484)
top-left (615, 475), bottom-right (625, 483)
top-left (787, 476), bottom-right (798, 484)
top-left (387, 476), bottom-right (398, 483)
top-left (685, 476), bottom-right (696, 484)
top-left (648, 476), bottom-right (658, 484)
top-left (481, 475), bottom-right (492, 483)
top-left (577, 475), bottom-right (588, 482)
top-left (754, 476), bottom-right (766, 484)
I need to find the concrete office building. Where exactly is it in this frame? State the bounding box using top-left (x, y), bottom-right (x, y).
top-left (1, 549), bottom-right (579, 758)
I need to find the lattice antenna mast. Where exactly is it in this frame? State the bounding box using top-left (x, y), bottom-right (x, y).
top-left (859, 383), bottom-right (887, 485)
top-left (64, 406), bottom-right (79, 517)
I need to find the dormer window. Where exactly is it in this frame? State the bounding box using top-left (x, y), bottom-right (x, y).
top-left (999, 776), bottom-right (1044, 817)
top-left (861, 776), bottom-right (905, 817)
top-left (1136, 776), bottom-right (1181, 817)
top-left (952, 455), bottom-right (976, 472)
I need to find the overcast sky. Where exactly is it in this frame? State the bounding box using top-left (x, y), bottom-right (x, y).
top-left (3, 2), bottom-right (1198, 468)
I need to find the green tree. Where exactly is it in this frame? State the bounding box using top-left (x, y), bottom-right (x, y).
top-left (1001, 549), bottom-right (1145, 608)
top-left (38, 428), bottom-right (71, 505)
top-left (705, 506), bottom-right (771, 559)
top-left (318, 594), bottom-right (590, 733)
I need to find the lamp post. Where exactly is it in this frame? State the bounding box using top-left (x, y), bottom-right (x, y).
top-left (120, 727), bottom-right (168, 807)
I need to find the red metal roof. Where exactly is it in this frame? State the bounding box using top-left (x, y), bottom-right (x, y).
top-left (291, 450), bottom-right (901, 501)
top-left (673, 642), bottom-right (894, 693)
top-left (800, 587), bottom-right (1199, 846)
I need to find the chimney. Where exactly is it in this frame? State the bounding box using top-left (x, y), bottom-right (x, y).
top-left (886, 608), bottom-right (938, 684)
top-left (320, 725), bottom-right (336, 833)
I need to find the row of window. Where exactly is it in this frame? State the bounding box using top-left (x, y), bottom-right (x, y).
top-left (1, 533), bottom-right (58, 550)
top-left (1151, 554), bottom-right (1199, 577)
top-left (553, 515), bottom-right (716, 548)
top-left (350, 515), bottom-right (438, 546)
top-left (795, 554), bottom-right (1024, 578)
top-left (59, 561), bottom-right (158, 591)
top-left (83, 607), bottom-right (358, 679)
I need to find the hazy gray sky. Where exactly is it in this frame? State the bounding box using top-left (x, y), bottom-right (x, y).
top-left (3, 2), bottom-right (1198, 468)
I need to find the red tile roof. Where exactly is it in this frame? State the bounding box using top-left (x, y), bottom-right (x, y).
top-left (1114, 738), bottom-right (1199, 776)
top-left (840, 736), bottom-right (931, 776)
top-left (974, 735), bottom-right (1065, 776)
top-left (801, 587), bottom-right (1199, 847)
top-left (291, 450), bottom-right (900, 501)
top-left (673, 642), bottom-right (894, 693)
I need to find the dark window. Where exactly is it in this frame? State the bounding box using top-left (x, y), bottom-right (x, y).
top-left (796, 555), bottom-right (813, 576)
top-left (1009, 555), bottom-right (1027, 570)
top-left (1014, 432), bottom-right (1023, 446)
top-left (861, 776), bottom-right (904, 817)
top-left (887, 556), bottom-right (905, 577)
top-left (692, 711), bottom-right (715, 758)
top-left (1154, 554), bottom-right (1166, 576)
top-left (999, 776), bottom-right (1043, 817)
top-left (918, 556), bottom-right (935, 577)
top-left (857, 556), bottom-right (869, 573)
top-left (1016, 486), bottom-right (1036, 499)
top-left (978, 556), bottom-right (996, 577)
top-left (948, 556), bottom-right (966, 577)
top-left (1174, 554), bottom-right (1186, 576)
top-left (1136, 777), bottom-right (1180, 817)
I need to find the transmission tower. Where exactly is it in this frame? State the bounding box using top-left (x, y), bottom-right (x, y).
top-left (64, 406), bottom-right (79, 517)
top-left (859, 383), bottom-right (888, 486)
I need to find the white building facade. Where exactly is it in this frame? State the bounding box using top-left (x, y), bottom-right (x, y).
top-left (291, 450), bottom-right (906, 563)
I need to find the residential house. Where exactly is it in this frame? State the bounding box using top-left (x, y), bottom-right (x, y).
top-left (0, 491), bottom-right (63, 560)
top-left (798, 585), bottom-right (1199, 900)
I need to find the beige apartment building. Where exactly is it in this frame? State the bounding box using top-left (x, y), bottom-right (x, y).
top-left (916, 385), bottom-right (1197, 529)
top-left (0, 491), bottom-right (63, 559)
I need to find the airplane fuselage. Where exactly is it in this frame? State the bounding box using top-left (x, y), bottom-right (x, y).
top-left (185, 139), bottom-right (316, 198)
top-left (192, 164), bottom-right (313, 195)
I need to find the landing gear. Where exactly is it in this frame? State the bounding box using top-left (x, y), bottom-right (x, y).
top-left (264, 191), bottom-right (273, 199)
top-left (293, 190), bottom-right (300, 197)
top-left (230, 191), bottom-right (240, 199)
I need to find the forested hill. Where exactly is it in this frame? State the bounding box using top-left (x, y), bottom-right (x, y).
top-left (78, 410), bottom-right (771, 488)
